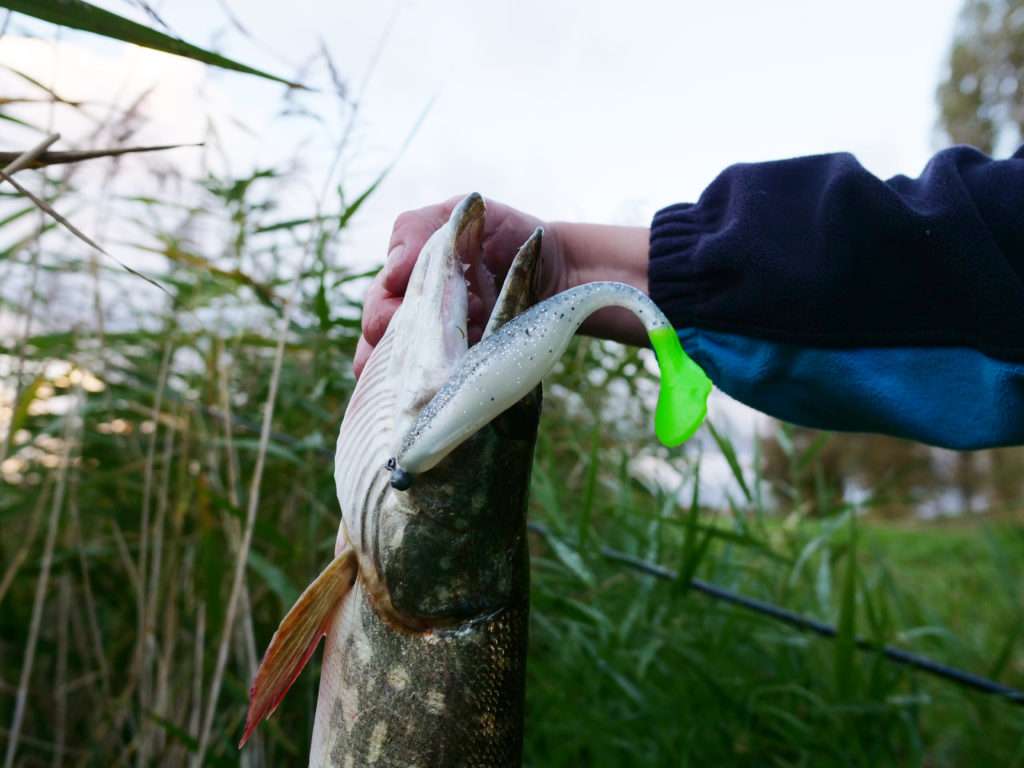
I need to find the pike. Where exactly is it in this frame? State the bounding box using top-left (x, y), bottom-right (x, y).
top-left (241, 194), bottom-right (711, 766)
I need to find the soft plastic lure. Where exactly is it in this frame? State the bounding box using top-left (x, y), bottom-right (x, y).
top-left (389, 281), bottom-right (712, 490)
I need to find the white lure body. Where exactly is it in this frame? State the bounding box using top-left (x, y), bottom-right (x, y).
top-left (393, 281), bottom-right (673, 485)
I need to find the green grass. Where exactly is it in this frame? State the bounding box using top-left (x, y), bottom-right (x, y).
top-left (524, 472), bottom-right (1024, 767)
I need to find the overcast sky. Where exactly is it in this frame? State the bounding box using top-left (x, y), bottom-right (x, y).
top-left (202, 0), bottom-right (966, 245)
top-left (3, 0), bottom-right (966, 260)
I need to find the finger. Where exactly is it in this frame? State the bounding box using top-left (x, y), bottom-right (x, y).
top-left (361, 277), bottom-right (402, 346)
top-left (381, 241), bottom-right (415, 296)
top-left (383, 200), bottom-right (459, 295)
top-left (360, 274), bottom-right (388, 335)
top-left (353, 336), bottom-right (373, 379)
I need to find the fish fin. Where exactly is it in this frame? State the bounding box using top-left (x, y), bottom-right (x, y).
top-left (239, 548), bottom-right (358, 748)
top-left (483, 227), bottom-right (543, 338)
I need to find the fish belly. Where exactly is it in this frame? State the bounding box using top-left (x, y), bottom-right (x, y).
top-left (310, 579), bottom-right (527, 768)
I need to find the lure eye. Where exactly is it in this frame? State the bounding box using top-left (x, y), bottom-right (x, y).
top-left (389, 466), bottom-right (413, 491)
top-left (385, 457), bottom-right (413, 490)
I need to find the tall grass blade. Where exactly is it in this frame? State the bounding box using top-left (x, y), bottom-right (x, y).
top-left (1, 0), bottom-right (307, 88)
top-left (193, 220), bottom-right (318, 764)
top-left (0, 143), bottom-right (202, 169)
top-left (835, 515), bottom-right (858, 698)
top-left (2, 132), bottom-right (60, 175)
top-left (707, 419), bottom-right (751, 502)
top-left (0, 166), bottom-right (171, 295)
top-left (577, 425), bottom-right (601, 549)
top-left (3, 397), bottom-right (76, 768)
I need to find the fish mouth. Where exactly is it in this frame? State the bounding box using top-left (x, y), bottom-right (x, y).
top-left (335, 193), bottom-right (545, 628)
top-left (449, 192), bottom-right (488, 341)
top-left (450, 192), bottom-right (485, 239)
top-left (395, 194), bottom-right (487, 401)
top-left (336, 194), bottom-right (489, 535)
top-left (442, 196), bottom-right (486, 364)
top-left (388, 222), bottom-right (546, 490)
top-left (448, 192), bottom-right (486, 286)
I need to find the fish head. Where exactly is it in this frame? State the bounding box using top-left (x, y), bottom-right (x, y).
top-left (334, 193), bottom-right (542, 628)
top-left (387, 192), bottom-right (483, 432)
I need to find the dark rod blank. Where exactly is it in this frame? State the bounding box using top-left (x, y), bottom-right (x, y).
top-left (599, 545), bottom-right (1024, 705)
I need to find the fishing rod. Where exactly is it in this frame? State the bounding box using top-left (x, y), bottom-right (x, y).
top-left (598, 546), bottom-right (1024, 703)
top-left (526, 522), bottom-right (1023, 704)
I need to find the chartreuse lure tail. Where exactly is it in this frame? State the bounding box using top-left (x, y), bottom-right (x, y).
top-left (648, 325), bottom-right (712, 446)
top-left (391, 281), bottom-right (713, 490)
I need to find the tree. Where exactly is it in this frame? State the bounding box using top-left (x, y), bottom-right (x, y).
top-left (937, 0), bottom-right (1024, 153)
top-left (935, 0), bottom-right (1024, 516)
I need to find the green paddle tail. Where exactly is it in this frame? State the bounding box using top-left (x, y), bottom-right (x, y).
top-left (648, 326), bottom-right (712, 446)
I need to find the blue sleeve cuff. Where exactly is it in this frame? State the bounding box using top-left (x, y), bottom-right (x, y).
top-left (678, 327), bottom-right (1024, 450)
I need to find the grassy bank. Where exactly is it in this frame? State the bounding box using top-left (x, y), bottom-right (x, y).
top-left (525, 475), bottom-right (1024, 767)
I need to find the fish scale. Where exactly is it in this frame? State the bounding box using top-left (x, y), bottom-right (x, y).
top-left (315, 567), bottom-right (528, 766)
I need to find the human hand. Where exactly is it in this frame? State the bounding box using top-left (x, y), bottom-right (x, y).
top-left (355, 195), bottom-right (652, 377)
top-left (354, 196), bottom-right (567, 377)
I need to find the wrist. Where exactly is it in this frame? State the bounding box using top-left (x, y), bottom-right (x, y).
top-left (548, 221), bottom-right (651, 346)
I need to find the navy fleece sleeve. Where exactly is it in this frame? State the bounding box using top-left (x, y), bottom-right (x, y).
top-left (649, 146), bottom-right (1024, 449)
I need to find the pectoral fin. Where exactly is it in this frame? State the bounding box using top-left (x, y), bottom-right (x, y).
top-left (240, 548), bottom-right (358, 748)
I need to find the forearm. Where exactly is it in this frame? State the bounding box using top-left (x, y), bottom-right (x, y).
top-left (648, 145), bottom-right (1024, 449)
top-left (549, 221), bottom-right (651, 347)
top-left (649, 146), bottom-right (1024, 354)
